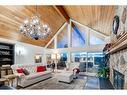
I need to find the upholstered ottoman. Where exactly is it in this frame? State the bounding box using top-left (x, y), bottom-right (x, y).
top-left (57, 72), bottom-right (74, 83)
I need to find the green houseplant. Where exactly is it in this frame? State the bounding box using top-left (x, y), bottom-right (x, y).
top-left (97, 67), bottom-right (109, 79)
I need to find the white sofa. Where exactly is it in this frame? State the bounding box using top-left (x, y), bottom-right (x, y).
top-left (11, 64), bottom-right (52, 87)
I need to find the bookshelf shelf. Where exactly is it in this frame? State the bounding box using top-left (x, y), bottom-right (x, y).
top-left (0, 42), bottom-right (14, 66)
top-left (0, 42), bottom-right (14, 78)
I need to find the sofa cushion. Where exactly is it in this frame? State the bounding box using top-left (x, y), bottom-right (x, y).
top-left (17, 68), bottom-right (23, 73)
top-left (37, 66), bottom-right (46, 72)
top-left (25, 71), bottom-right (52, 80)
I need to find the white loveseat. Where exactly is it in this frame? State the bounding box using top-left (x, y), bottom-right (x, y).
top-left (11, 64), bottom-right (52, 87)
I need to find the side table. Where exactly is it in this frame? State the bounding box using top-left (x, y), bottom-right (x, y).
top-left (0, 78), bottom-right (9, 86)
top-left (2, 74), bottom-right (18, 87)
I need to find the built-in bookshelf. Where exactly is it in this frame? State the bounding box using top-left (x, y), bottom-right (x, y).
top-left (0, 42), bottom-right (14, 66)
top-left (0, 42), bottom-right (14, 78)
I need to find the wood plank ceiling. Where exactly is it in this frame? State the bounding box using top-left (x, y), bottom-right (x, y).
top-left (0, 5), bottom-right (65, 46)
top-left (0, 5), bottom-right (115, 47)
top-left (63, 6), bottom-right (115, 36)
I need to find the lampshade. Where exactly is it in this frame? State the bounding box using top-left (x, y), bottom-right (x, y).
top-left (51, 54), bottom-right (60, 60)
top-left (56, 54), bottom-right (60, 60)
top-left (51, 54), bottom-right (56, 60)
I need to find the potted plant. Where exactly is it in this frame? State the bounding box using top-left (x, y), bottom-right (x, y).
top-left (97, 67), bottom-right (109, 79)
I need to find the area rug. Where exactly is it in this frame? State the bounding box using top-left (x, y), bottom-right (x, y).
top-left (23, 76), bottom-right (87, 90)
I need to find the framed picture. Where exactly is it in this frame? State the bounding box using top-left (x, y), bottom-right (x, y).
top-left (35, 55), bottom-right (42, 63)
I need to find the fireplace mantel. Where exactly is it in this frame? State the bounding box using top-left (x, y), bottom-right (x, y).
top-left (109, 32), bottom-right (127, 54)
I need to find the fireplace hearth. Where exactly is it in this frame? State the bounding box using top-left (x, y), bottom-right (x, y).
top-left (113, 69), bottom-right (124, 89)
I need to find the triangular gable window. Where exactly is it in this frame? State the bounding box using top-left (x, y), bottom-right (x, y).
top-left (90, 32), bottom-right (105, 45)
top-left (71, 24), bottom-right (86, 48)
top-left (57, 25), bottom-right (68, 48)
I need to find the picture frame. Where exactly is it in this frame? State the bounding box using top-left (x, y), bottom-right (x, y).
top-left (35, 55), bottom-right (42, 63)
top-left (121, 8), bottom-right (127, 24)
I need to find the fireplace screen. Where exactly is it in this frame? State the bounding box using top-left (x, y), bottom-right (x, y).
top-left (113, 69), bottom-right (124, 89)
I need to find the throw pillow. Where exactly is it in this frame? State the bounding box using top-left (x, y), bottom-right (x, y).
top-left (17, 68), bottom-right (23, 73)
top-left (23, 69), bottom-right (30, 75)
top-left (37, 66), bottom-right (46, 72)
top-left (42, 66), bottom-right (46, 71)
top-left (73, 68), bottom-right (80, 73)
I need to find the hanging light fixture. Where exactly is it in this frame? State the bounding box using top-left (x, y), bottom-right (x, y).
top-left (19, 6), bottom-right (51, 40)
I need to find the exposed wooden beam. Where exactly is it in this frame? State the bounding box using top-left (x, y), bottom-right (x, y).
top-left (53, 6), bottom-right (79, 29)
top-left (53, 6), bottom-right (70, 23)
top-left (53, 6), bottom-right (82, 28)
top-left (53, 6), bottom-right (85, 42)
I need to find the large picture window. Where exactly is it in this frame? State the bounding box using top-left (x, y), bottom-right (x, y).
top-left (90, 31), bottom-right (105, 45)
top-left (71, 52), bottom-right (104, 73)
top-left (57, 25), bottom-right (68, 48)
top-left (71, 24), bottom-right (86, 48)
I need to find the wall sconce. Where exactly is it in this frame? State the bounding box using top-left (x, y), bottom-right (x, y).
top-left (16, 46), bottom-right (26, 56)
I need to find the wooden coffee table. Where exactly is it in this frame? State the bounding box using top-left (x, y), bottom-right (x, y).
top-left (2, 74), bottom-right (18, 87)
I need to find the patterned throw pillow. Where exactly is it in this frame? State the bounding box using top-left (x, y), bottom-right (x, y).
top-left (23, 69), bottom-right (30, 75)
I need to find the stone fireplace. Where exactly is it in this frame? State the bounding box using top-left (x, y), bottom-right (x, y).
top-left (110, 48), bottom-right (127, 89)
top-left (109, 5), bottom-right (127, 89)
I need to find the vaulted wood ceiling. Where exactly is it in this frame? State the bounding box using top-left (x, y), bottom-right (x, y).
top-left (64, 6), bottom-right (115, 36)
top-left (0, 6), bottom-right (65, 46)
top-left (0, 5), bottom-right (115, 47)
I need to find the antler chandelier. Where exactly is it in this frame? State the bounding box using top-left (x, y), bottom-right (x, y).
top-left (19, 6), bottom-right (51, 40)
